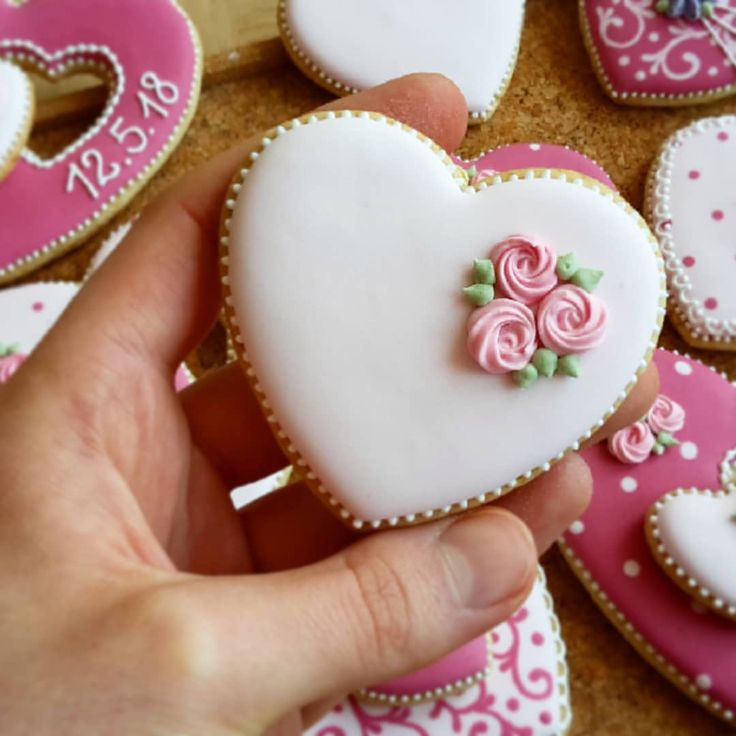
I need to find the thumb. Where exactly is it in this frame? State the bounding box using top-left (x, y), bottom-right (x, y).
top-left (176, 508), bottom-right (536, 728)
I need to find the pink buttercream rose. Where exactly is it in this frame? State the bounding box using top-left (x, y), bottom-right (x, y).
top-left (467, 298), bottom-right (537, 374)
top-left (608, 421), bottom-right (655, 464)
top-left (0, 352), bottom-right (26, 384)
top-left (646, 394), bottom-right (685, 434)
top-left (490, 235), bottom-right (558, 305)
top-left (536, 284), bottom-right (607, 354)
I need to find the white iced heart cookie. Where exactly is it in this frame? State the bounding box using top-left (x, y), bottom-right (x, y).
top-left (647, 115), bottom-right (736, 350)
top-left (0, 59), bottom-right (33, 182)
top-left (647, 449), bottom-right (736, 622)
top-left (221, 111), bottom-right (665, 529)
top-left (278, 0), bottom-right (525, 123)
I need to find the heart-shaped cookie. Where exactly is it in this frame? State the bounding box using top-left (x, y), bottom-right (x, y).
top-left (0, 0), bottom-right (201, 283)
top-left (647, 115), bottom-right (736, 350)
top-left (580, 0), bottom-right (736, 105)
top-left (0, 58), bottom-right (33, 182)
top-left (221, 111), bottom-right (665, 529)
top-left (278, 0), bottom-right (525, 124)
top-left (309, 567), bottom-right (572, 735)
top-left (561, 349), bottom-right (736, 724)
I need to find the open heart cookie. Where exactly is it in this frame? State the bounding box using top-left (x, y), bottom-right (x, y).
top-left (0, 59), bottom-right (33, 182)
top-left (309, 567), bottom-right (572, 735)
top-left (647, 115), bottom-right (736, 350)
top-left (580, 0), bottom-right (736, 105)
top-left (646, 449), bottom-right (736, 621)
top-left (561, 349), bottom-right (736, 724)
top-left (278, 0), bottom-right (525, 124)
top-left (0, 0), bottom-right (201, 283)
top-left (221, 111), bottom-right (665, 529)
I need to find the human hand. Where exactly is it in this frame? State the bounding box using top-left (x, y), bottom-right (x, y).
top-left (0, 74), bottom-right (658, 736)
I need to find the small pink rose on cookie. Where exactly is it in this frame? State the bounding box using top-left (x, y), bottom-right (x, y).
top-left (0, 348), bottom-right (27, 384)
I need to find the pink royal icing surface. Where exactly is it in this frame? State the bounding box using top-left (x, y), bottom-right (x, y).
top-left (562, 349), bottom-right (736, 721)
top-left (582, 0), bottom-right (736, 102)
top-left (491, 236), bottom-right (558, 305)
top-left (0, 0), bottom-right (201, 281)
top-left (536, 285), bottom-right (607, 355)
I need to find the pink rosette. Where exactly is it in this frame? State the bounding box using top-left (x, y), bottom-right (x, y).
top-left (467, 298), bottom-right (537, 374)
top-left (646, 394), bottom-right (685, 435)
top-left (490, 235), bottom-right (558, 305)
top-left (0, 353), bottom-right (26, 384)
top-left (608, 421), bottom-right (655, 464)
top-left (537, 284), bottom-right (607, 355)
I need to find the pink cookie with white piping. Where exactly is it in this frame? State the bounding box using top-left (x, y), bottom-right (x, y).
top-left (561, 348), bottom-right (736, 724)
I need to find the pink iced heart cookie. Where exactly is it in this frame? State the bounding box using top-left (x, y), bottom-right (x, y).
top-left (309, 567), bottom-right (571, 736)
top-left (278, 0), bottom-right (525, 124)
top-left (0, 59), bottom-right (33, 182)
top-left (647, 115), bottom-right (736, 350)
top-left (580, 0), bottom-right (736, 105)
top-left (561, 349), bottom-right (736, 724)
top-left (0, 0), bottom-right (202, 283)
top-left (221, 111), bottom-right (665, 529)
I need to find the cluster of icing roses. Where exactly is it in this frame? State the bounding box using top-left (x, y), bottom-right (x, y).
top-left (656, 0), bottom-right (713, 20)
top-left (608, 394), bottom-right (686, 464)
top-left (0, 344), bottom-right (26, 384)
top-left (463, 235), bottom-right (607, 388)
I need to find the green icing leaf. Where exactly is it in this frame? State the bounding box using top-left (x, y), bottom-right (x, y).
top-left (557, 354), bottom-right (581, 378)
top-left (513, 364), bottom-right (538, 389)
top-left (463, 283), bottom-right (494, 307)
top-left (556, 253), bottom-right (579, 281)
top-left (473, 259), bottom-right (495, 285)
top-left (466, 166), bottom-right (478, 181)
top-left (652, 443), bottom-right (665, 456)
top-left (570, 268), bottom-right (604, 292)
top-left (657, 431), bottom-right (679, 448)
top-left (532, 348), bottom-right (558, 378)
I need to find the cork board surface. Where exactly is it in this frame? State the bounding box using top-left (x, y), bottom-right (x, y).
top-left (14, 0), bottom-right (736, 733)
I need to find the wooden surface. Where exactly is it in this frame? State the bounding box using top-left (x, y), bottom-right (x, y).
top-left (18, 0), bottom-right (736, 733)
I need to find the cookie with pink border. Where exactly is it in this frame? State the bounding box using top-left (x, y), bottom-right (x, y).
top-left (0, 0), bottom-right (202, 284)
top-left (0, 58), bottom-right (33, 182)
top-left (580, 0), bottom-right (736, 106)
top-left (561, 349), bottom-right (736, 724)
top-left (647, 115), bottom-right (736, 350)
top-left (220, 111), bottom-right (665, 530)
top-left (308, 567), bottom-right (572, 735)
top-left (278, 0), bottom-right (525, 124)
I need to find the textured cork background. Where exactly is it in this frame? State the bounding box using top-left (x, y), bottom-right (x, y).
top-left (17, 0), bottom-right (736, 733)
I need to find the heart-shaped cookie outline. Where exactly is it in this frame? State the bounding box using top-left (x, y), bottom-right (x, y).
top-left (309, 566), bottom-right (572, 735)
top-left (0, 0), bottom-right (202, 283)
top-left (646, 115), bottom-right (736, 350)
top-left (646, 448), bottom-right (736, 621)
top-left (560, 349), bottom-right (736, 725)
top-left (0, 58), bottom-right (34, 182)
top-left (277, 0), bottom-right (525, 125)
top-left (219, 110), bottom-right (666, 530)
top-left (579, 0), bottom-right (736, 106)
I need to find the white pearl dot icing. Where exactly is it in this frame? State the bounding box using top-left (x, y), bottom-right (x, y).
top-left (0, 59), bottom-right (33, 180)
top-left (222, 111), bottom-right (666, 527)
top-left (680, 441), bottom-right (699, 460)
top-left (623, 560), bottom-right (641, 577)
top-left (620, 476), bottom-right (638, 493)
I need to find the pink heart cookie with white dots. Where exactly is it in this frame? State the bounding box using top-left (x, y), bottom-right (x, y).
top-left (561, 349), bottom-right (736, 724)
top-left (0, 59), bottom-right (33, 182)
top-left (309, 567), bottom-right (572, 736)
top-left (647, 115), bottom-right (736, 350)
top-left (580, 0), bottom-right (736, 106)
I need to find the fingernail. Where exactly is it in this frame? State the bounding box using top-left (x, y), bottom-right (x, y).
top-left (439, 509), bottom-right (535, 610)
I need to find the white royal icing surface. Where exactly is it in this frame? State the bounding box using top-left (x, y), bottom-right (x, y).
top-left (0, 59), bottom-right (33, 178)
top-left (280, 0), bottom-right (525, 120)
top-left (649, 115), bottom-right (736, 345)
top-left (224, 113), bottom-right (665, 526)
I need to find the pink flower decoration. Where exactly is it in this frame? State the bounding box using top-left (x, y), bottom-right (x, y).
top-left (467, 299), bottom-right (537, 374)
top-left (0, 352), bottom-right (27, 384)
top-left (490, 235), bottom-right (558, 305)
top-left (608, 422), bottom-right (655, 464)
top-left (647, 394), bottom-right (686, 434)
top-left (536, 284), bottom-right (607, 355)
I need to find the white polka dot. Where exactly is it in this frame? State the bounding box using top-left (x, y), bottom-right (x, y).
top-left (648, 32), bottom-right (660, 42)
top-left (623, 560), bottom-right (640, 577)
top-left (708, 66), bottom-right (719, 77)
top-left (620, 476), bottom-right (638, 493)
top-left (529, 143), bottom-right (541, 151)
top-left (569, 520), bottom-right (585, 535)
top-left (696, 673), bottom-right (712, 690)
top-left (680, 441), bottom-right (698, 460)
top-left (619, 55), bottom-right (630, 67)
top-left (675, 360), bottom-right (693, 376)
top-left (634, 70), bottom-right (646, 81)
